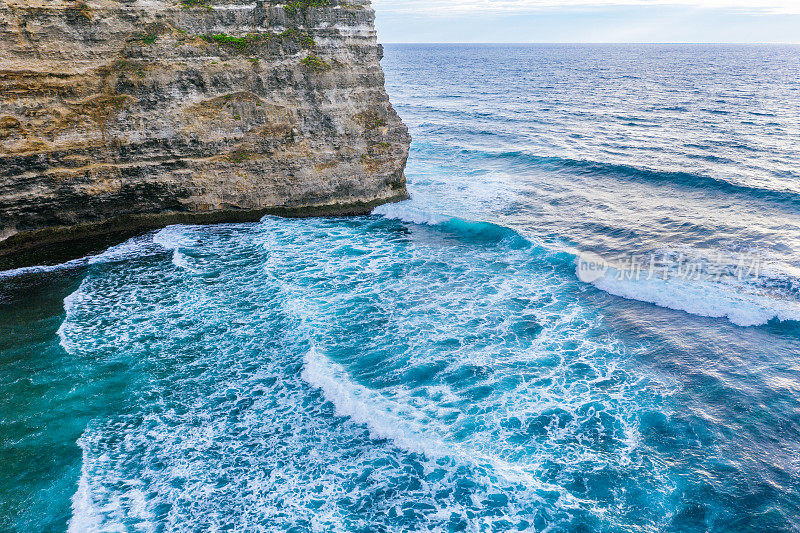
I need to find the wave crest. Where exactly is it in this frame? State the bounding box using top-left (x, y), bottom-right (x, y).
top-left (376, 203), bottom-right (800, 327)
top-left (374, 203), bottom-right (529, 248)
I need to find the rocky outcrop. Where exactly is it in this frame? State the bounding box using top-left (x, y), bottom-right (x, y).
top-left (0, 0), bottom-right (409, 268)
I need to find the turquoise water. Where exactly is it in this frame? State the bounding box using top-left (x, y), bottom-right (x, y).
top-left (2, 45), bottom-right (800, 531)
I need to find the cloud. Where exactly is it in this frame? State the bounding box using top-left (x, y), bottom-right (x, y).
top-left (372, 0), bottom-right (800, 16)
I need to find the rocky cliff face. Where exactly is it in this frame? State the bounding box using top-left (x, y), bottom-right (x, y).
top-left (0, 0), bottom-right (409, 268)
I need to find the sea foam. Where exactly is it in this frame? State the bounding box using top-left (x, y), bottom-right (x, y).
top-left (0, 234), bottom-right (159, 280)
top-left (301, 347), bottom-right (453, 459)
top-left (375, 203), bottom-right (799, 327)
top-left (301, 347), bottom-right (588, 501)
top-left (581, 261), bottom-right (800, 327)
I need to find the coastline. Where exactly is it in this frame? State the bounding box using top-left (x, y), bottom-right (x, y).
top-left (0, 192), bottom-right (409, 272)
top-left (0, 0), bottom-right (410, 271)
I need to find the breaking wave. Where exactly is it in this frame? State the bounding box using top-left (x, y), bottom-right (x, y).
top-left (374, 203), bottom-right (800, 327)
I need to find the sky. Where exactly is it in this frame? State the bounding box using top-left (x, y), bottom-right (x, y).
top-left (372, 0), bottom-right (800, 43)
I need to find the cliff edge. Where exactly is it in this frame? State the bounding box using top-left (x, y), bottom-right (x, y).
top-left (0, 0), bottom-right (409, 269)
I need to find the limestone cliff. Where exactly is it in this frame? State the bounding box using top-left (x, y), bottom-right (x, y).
top-left (0, 0), bottom-right (409, 268)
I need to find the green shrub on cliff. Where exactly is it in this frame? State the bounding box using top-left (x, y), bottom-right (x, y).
top-left (301, 55), bottom-right (329, 72)
top-left (284, 0), bottom-right (331, 16)
top-left (280, 28), bottom-right (316, 49)
top-left (180, 0), bottom-right (212, 9)
top-left (225, 150), bottom-right (252, 164)
top-left (137, 33), bottom-right (159, 45)
top-left (73, 2), bottom-right (92, 19)
top-left (204, 33), bottom-right (263, 52)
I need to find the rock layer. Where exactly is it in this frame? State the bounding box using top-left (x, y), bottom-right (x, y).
top-left (0, 0), bottom-right (409, 268)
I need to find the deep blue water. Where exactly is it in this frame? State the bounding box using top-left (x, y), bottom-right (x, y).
top-left (1, 44), bottom-right (800, 532)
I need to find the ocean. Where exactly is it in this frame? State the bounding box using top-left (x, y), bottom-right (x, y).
top-left (1, 44), bottom-right (799, 532)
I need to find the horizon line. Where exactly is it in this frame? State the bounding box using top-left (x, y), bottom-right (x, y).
top-left (381, 41), bottom-right (800, 45)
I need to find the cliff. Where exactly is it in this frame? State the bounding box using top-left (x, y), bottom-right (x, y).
top-left (0, 0), bottom-right (409, 269)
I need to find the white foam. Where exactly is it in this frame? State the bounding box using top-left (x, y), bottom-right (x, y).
top-left (152, 225), bottom-right (198, 251)
top-left (87, 235), bottom-right (156, 265)
top-left (171, 249), bottom-right (192, 272)
top-left (153, 226), bottom-right (207, 274)
top-left (68, 433), bottom-right (155, 533)
top-left (301, 347), bottom-right (584, 503)
top-left (0, 257), bottom-right (89, 281)
top-left (374, 203), bottom-right (800, 328)
top-left (302, 347), bottom-right (452, 459)
top-left (67, 436), bottom-right (103, 533)
top-left (53, 215), bottom-right (668, 530)
top-left (372, 202), bottom-right (452, 226)
top-left (0, 235), bottom-right (157, 280)
top-left (57, 281), bottom-right (90, 355)
top-left (584, 263), bottom-right (800, 327)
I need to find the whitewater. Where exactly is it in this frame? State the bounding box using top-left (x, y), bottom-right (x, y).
top-left (1, 44), bottom-right (799, 532)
